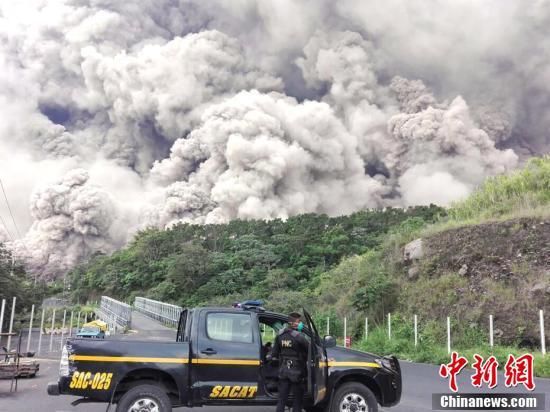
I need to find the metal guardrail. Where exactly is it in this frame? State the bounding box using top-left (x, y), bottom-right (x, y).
top-left (96, 296), bottom-right (132, 332)
top-left (134, 297), bottom-right (182, 328)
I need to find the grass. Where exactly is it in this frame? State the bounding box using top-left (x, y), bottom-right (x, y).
top-left (354, 322), bottom-right (550, 378)
top-left (448, 156), bottom-right (550, 223)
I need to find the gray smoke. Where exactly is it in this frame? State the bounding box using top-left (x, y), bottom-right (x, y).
top-left (0, 0), bottom-right (547, 278)
top-left (12, 169), bottom-right (117, 280)
top-left (148, 90), bottom-right (386, 226)
top-left (0, 226), bottom-right (8, 243)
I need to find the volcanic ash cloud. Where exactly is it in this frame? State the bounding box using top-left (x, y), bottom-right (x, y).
top-left (12, 169), bottom-right (117, 280)
top-left (147, 90), bottom-right (387, 227)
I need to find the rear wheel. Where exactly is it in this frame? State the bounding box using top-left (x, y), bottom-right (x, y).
top-left (330, 382), bottom-right (378, 412)
top-left (115, 384), bottom-right (172, 412)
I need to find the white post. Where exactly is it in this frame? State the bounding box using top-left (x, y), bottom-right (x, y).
top-left (0, 299), bottom-right (5, 340)
top-left (388, 313), bottom-right (392, 340)
top-left (365, 317), bottom-right (368, 341)
top-left (414, 314), bottom-right (418, 347)
top-left (540, 310), bottom-right (546, 356)
top-left (49, 309), bottom-right (56, 352)
top-left (60, 310), bottom-right (66, 350)
top-left (326, 317), bottom-right (330, 336)
top-left (489, 315), bottom-right (494, 348)
top-left (69, 312), bottom-right (74, 337)
top-left (344, 317), bottom-right (347, 347)
top-left (37, 308), bottom-right (45, 355)
top-left (26, 304), bottom-right (35, 353)
top-left (447, 316), bottom-right (451, 354)
top-left (6, 297), bottom-right (16, 350)
top-left (77, 311), bottom-right (81, 329)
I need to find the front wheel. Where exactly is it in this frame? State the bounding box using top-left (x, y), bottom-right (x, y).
top-left (330, 382), bottom-right (378, 412)
top-left (116, 384), bottom-right (172, 412)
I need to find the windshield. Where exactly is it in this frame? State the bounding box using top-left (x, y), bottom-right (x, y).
top-left (80, 327), bottom-right (100, 333)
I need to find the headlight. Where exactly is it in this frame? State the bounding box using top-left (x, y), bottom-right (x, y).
top-left (375, 357), bottom-right (393, 370)
top-left (59, 345), bottom-right (70, 377)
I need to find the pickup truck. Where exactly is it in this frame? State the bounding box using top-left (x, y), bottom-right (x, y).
top-left (48, 305), bottom-right (402, 412)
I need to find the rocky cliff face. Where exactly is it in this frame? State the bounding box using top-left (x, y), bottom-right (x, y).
top-left (401, 217), bottom-right (549, 345)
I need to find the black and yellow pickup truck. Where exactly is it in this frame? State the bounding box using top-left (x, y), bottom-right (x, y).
top-left (48, 305), bottom-right (402, 412)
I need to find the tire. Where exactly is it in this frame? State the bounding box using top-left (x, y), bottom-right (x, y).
top-left (115, 384), bottom-right (172, 412)
top-left (330, 382), bottom-right (378, 412)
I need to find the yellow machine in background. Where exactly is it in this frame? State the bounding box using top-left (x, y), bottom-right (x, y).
top-left (81, 320), bottom-right (108, 332)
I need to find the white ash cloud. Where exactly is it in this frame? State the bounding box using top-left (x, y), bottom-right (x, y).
top-left (11, 169), bottom-right (117, 279)
top-left (0, 0), bottom-right (547, 277)
top-left (148, 90), bottom-right (386, 227)
top-left (0, 226), bottom-right (9, 243)
top-left (387, 79), bottom-right (518, 201)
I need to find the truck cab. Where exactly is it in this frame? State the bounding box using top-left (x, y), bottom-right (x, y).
top-left (48, 304), bottom-right (402, 412)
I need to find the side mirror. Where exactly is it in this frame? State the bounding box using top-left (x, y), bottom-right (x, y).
top-left (323, 335), bottom-right (336, 348)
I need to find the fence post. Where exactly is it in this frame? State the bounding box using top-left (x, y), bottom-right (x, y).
top-left (27, 304), bottom-right (35, 353)
top-left (447, 316), bottom-right (451, 354)
top-left (489, 315), bottom-right (494, 348)
top-left (326, 317), bottom-right (330, 336)
top-left (77, 311), bottom-right (81, 329)
top-left (49, 309), bottom-right (56, 352)
top-left (388, 313), bottom-right (392, 340)
top-left (60, 310), bottom-right (67, 350)
top-left (0, 299), bottom-right (5, 343)
top-left (69, 311), bottom-right (74, 337)
top-left (365, 317), bottom-right (368, 341)
top-left (344, 317), bottom-right (347, 347)
top-left (414, 314), bottom-right (418, 347)
top-left (37, 308), bottom-right (45, 355)
top-left (6, 297), bottom-right (16, 350)
top-left (540, 310), bottom-right (546, 356)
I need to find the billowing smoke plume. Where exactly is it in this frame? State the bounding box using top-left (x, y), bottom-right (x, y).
top-left (12, 170), bottom-right (116, 279)
top-left (0, 226), bottom-right (8, 244)
top-left (0, 0), bottom-right (547, 278)
top-left (147, 90), bottom-right (386, 226)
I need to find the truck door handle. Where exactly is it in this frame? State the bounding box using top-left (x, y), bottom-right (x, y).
top-left (201, 348), bottom-right (217, 355)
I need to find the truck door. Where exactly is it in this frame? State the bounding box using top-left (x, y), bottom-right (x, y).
top-left (303, 309), bottom-right (329, 405)
top-left (193, 310), bottom-right (261, 402)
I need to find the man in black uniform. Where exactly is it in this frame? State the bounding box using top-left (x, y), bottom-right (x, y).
top-left (271, 312), bottom-right (309, 412)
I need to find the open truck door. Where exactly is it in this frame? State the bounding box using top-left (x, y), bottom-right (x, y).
top-left (303, 309), bottom-right (329, 405)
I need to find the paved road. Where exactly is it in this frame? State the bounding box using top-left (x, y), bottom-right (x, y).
top-left (1, 310), bottom-right (548, 411)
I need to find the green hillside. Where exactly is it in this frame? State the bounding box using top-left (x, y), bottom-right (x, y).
top-left (68, 206), bottom-right (444, 309)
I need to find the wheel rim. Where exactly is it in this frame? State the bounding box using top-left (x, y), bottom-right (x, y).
top-left (339, 392), bottom-right (369, 412)
top-left (128, 397), bottom-right (160, 412)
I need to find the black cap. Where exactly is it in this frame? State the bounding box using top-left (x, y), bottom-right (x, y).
top-left (288, 312), bottom-right (301, 321)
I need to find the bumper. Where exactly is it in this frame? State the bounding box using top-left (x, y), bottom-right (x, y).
top-left (47, 381), bottom-right (60, 396)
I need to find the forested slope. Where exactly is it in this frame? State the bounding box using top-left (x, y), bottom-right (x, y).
top-left (68, 206), bottom-right (444, 308)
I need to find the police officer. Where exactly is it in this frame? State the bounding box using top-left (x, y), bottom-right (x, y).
top-left (271, 312), bottom-right (309, 412)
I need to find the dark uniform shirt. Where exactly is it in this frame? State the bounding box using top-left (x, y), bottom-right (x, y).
top-left (272, 327), bottom-right (309, 381)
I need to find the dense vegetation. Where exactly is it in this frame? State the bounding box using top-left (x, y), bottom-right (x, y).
top-left (68, 206), bottom-right (445, 309)
top-left (0, 244), bottom-right (56, 332)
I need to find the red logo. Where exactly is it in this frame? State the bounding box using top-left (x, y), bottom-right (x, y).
top-left (440, 352), bottom-right (536, 392)
top-left (471, 354), bottom-right (499, 389)
top-left (439, 351), bottom-right (469, 392)
top-left (504, 354), bottom-right (535, 391)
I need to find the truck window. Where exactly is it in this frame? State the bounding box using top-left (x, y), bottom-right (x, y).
top-left (177, 309), bottom-right (188, 342)
top-left (206, 312), bottom-right (253, 343)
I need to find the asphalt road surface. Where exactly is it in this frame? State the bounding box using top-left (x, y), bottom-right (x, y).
top-left (1, 311), bottom-right (548, 412)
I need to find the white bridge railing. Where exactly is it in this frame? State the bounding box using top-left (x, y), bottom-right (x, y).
top-left (96, 296), bottom-right (132, 332)
top-left (135, 297), bottom-right (182, 328)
